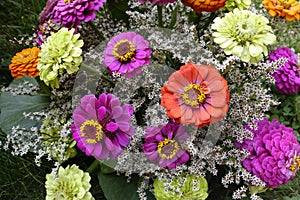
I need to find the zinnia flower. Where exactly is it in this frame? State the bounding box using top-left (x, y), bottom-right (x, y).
top-left (211, 9), bottom-right (276, 63)
top-left (9, 47), bottom-right (40, 78)
top-left (138, 0), bottom-right (177, 5)
top-left (104, 32), bottom-right (152, 78)
top-left (270, 47), bottom-right (300, 94)
top-left (224, 0), bottom-right (251, 11)
top-left (153, 174), bottom-right (208, 200)
top-left (143, 120), bottom-right (190, 169)
top-left (235, 118), bottom-right (300, 188)
top-left (182, 0), bottom-right (226, 13)
top-left (71, 93), bottom-right (134, 160)
top-left (45, 164), bottom-right (94, 200)
top-left (38, 0), bottom-right (59, 23)
top-left (161, 63), bottom-right (230, 128)
top-left (37, 28), bottom-right (83, 88)
top-left (53, 0), bottom-right (106, 29)
top-left (263, 0), bottom-right (300, 21)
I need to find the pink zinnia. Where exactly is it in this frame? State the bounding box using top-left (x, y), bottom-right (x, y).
top-left (143, 120), bottom-right (190, 169)
top-left (235, 118), bottom-right (300, 188)
top-left (53, 0), bottom-right (106, 29)
top-left (104, 32), bottom-right (152, 78)
top-left (71, 94), bottom-right (134, 160)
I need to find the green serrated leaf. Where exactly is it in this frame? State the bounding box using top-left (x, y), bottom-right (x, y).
top-left (0, 76), bottom-right (50, 134)
top-left (98, 172), bottom-right (140, 200)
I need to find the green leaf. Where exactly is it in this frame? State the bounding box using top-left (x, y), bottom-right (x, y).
top-left (0, 77), bottom-right (50, 134)
top-left (98, 172), bottom-right (140, 200)
top-left (107, 0), bottom-right (129, 24)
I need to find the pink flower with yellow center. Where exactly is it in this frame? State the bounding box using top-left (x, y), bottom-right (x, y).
top-left (104, 32), bottom-right (152, 78)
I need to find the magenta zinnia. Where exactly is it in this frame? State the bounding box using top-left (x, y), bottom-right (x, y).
top-left (104, 32), bottom-right (152, 78)
top-left (53, 0), bottom-right (106, 29)
top-left (143, 120), bottom-right (190, 169)
top-left (270, 47), bottom-right (300, 94)
top-left (235, 118), bottom-right (300, 188)
top-left (71, 94), bottom-right (134, 160)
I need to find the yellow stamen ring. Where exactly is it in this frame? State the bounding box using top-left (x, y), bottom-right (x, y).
top-left (112, 39), bottom-right (136, 62)
top-left (182, 83), bottom-right (209, 107)
top-left (157, 139), bottom-right (179, 159)
top-left (290, 156), bottom-right (300, 174)
top-left (80, 120), bottom-right (103, 144)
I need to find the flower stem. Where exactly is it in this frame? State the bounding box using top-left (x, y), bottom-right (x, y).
top-left (81, 62), bottom-right (116, 85)
top-left (88, 21), bottom-right (106, 41)
top-left (35, 77), bottom-right (51, 95)
top-left (157, 5), bottom-right (163, 28)
top-left (87, 160), bottom-right (100, 174)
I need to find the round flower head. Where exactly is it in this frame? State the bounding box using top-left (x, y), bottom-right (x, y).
top-left (71, 93), bottom-right (134, 160)
top-left (182, 0), bottom-right (226, 13)
top-left (161, 63), bottom-right (230, 128)
top-left (143, 120), bottom-right (190, 169)
top-left (9, 47), bottom-right (40, 78)
top-left (153, 174), bottom-right (208, 200)
top-left (263, 0), bottom-right (300, 21)
top-left (53, 0), bottom-right (106, 29)
top-left (224, 0), bottom-right (251, 11)
top-left (104, 32), bottom-right (152, 78)
top-left (45, 164), bottom-right (94, 200)
top-left (270, 47), bottom-right (300, 94)
top-left (37, 28), bottom-right (83, 88)
top-left (211, 9), bottom-right (276, 63)
top-left (138, 0), bottom-right (177, 5)
top-left (38, 0), bottom-right (59, 23)
top-left (235, 118), bottom-right (300, 188)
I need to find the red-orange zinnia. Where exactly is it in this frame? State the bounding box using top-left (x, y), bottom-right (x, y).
top-left (181, 0), bottom-right (226, 13)
top-left (161, 63), bottom-right (230, 128)
top-left (9, 47), bottom-right (41, 78)
top-left (263, 0), bottom-right (300, 21)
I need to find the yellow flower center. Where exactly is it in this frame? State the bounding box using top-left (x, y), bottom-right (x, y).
top-left (157, 139), bottom-right (179, 159)
top-left (80, 120), bottom-right (103, 144)
top-left (64, 0), bottom-right (74, 4)
top-left (290, 156), bottom-right (300, 174)
top-left (112, 39), bottom-right (136, 62)
top-left (277, 0), bottom-right (294, 8)
top-left (182, 83), bottom-right (209, 107)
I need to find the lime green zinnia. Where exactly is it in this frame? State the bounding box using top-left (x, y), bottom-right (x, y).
top-left (45, 165), bottom-right (94, 200)
top-left (153, 174), bottom-right (208, 200)
top-left (211, 9), bottom-right (276, 63)
top-left (37, 28), bottom-right (84, 88)
top-left (224, 0), bottom-right (251, 11)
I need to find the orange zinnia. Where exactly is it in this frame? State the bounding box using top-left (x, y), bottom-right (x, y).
top-left (263, 0), bottom-right (300, 21)
top-left (181, 0), bottom-right (226, 13)
top-left (9, 47), bottom-right (41, 78)
top-left (161, 63), bottom-right (230, 128)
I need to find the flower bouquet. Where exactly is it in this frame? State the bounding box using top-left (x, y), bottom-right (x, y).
top-left (1, 0), bottom-right (300, 199)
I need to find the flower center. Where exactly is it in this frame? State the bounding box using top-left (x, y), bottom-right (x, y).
top-left (80, 120), bottom-right (103, 144)
top-left (277, 0), bottom-right (293, 8)
top-left (157, 139), bottom-right (179, 159)
top-left (64, 0), bottom-right (74, 4)
top-left (290, 156), bottom-right (300, 174)
top-left (112, 40), bottom-right (136, 62)
top-left (181, 83), bottom-right (209, 107)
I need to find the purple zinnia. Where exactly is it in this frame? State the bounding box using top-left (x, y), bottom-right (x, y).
top-left (104, 32), bottom-right (152, 78)
top-left (53, 0), bottom-right (106, 29)
top-left (143, 120), bottom-right (190, 169)
top-left (38, 0), bottom-right (59, 23)
top-left (270, 47), bottom-right (300, 94)
top-left (235, 118), bottom-right (300, 188)
top-left (71, 94), bottom-right (134, 160)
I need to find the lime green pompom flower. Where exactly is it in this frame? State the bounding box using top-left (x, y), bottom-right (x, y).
top-left (211, 9), bottom-right (276, 63)
top-left (153, 174), bottom-right (208, 200)
top-left (224, 0), bottom-right (251, 11)
top-left (45, 164), bottom-right (94, 200)
top-left (37, 28), bottom-right (84, 88)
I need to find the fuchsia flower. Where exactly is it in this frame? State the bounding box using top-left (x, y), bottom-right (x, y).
top-left (270, 47), bottom-right (300, 94)
top-left (53, 0), bottom-right (106, 29)
top-left (235, 118), bottom-right (300, 188)
top-left (104, 32), bottom-right (152, 78)
top-left (143, 120), bottom-right (190, 169)
top-left (71, 94), bottom-right (134, 160)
